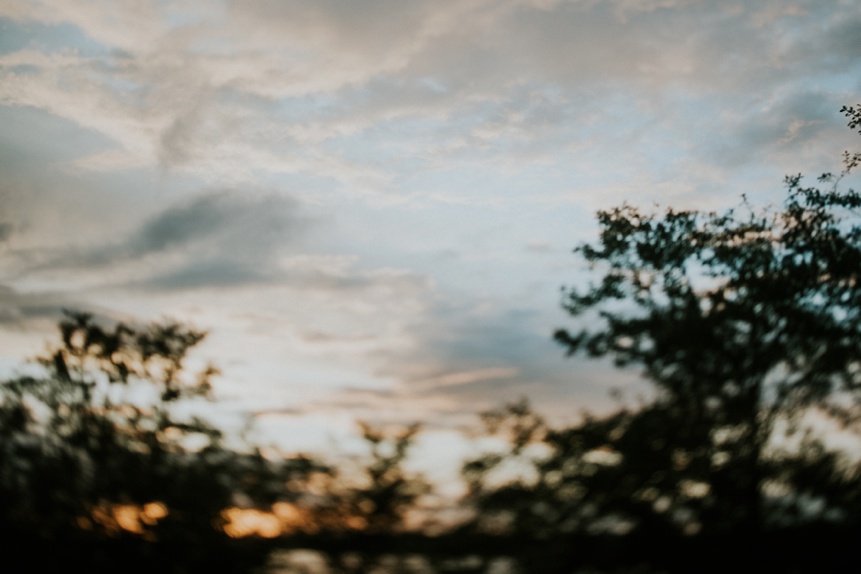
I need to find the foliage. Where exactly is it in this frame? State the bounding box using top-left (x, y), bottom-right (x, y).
top-left (346, 421), bottom-right (429, 534)
top-left (0, 311), bottom-right (314, 572)
top-left (302, 422), bottom-right (430, 537)
top-left (464, 106), bottom-right (861, 540)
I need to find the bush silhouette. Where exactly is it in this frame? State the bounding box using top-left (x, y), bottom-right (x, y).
top-left (0, 311), bottom-right (315, 573)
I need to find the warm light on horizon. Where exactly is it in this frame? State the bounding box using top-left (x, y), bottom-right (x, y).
top-left (221, 502), bottom-right (317, 539)
top-left (77, 501), bottom-right (169, 537)
top-left (222, 508), bottom-right (284, 539)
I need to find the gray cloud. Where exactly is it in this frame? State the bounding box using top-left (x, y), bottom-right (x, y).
top-left (133, 191), bottom-right (303, 258)
top-left (0, 282), bottom-right (128, 332)
top-left (7, 184), bottom-right (436, 308)
top-left (703, 90), bottom-right (849, 169)
top-left (0, 283), bottom-right (69, 326)
top-left (131, 193), bottom-right (236, 254)
top-left (114, 190), bottom-right (313, 289)
top-left (157, 95), bottom-right (210, 170)
top-left (9, 189), bottom-right (311, 291)
top-left (0, 223), bottom-right (12, 243)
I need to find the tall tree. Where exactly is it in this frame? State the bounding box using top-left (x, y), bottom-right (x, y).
top-left (551, 105), bottom-right (861, 533)
top-left (463, 107), bottom-right (861, 551)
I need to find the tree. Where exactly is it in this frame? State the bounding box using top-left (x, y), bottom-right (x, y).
top-left (294, 421), bottom-right (429, 537)
top-left (462, 106), bottom-right (861, 557)
top-left (550, 105), bottom-right (861, 534)
top-left (283, 422), bottom-right (432, 574)
top-left (0, 311), bottom-right (315, 573)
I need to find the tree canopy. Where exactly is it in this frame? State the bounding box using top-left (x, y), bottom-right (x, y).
top-left (464, 105), bottom-right (861, 554)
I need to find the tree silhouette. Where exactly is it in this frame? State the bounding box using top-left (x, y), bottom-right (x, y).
top-left (0, 311), bottom-right (315, 573)
top-left (287, 422), bottom-right (428, 535)
top-left (285, 422), bottom-right (432, 574)
top-left (337, 421), bottom-right (429, 535)
top-left (461, 107), bottom-right (861, 571)
top-left (551, 108), bottom-right (861, 534)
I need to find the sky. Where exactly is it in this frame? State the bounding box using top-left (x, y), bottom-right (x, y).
top-left (0, 0), bottom-right (859, 461)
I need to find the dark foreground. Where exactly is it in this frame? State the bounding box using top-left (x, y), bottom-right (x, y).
top-left (5, 528), bottom-right (857, 574)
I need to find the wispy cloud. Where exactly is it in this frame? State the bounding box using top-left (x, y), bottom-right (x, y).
top-left (2, 1), bottom-right (857, 195)
top-left (0, 0), bottom-right (857, 440)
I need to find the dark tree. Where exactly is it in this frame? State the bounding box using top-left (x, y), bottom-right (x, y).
top-left (287, 422), bottom-right (432, 574)
top-left (294, 421), bottom-right (429, 537)
top-left (460, 107), bottom-right (861, 573)
top-left (0, 311), bottom-right (315, 573)
top-left (550, 107), bottom-right (861, 534)
top-left (344, 421), bottom-right (429, 535)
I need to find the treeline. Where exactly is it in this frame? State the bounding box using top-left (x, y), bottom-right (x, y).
top-left (2, 107), bottom-right (861, 573)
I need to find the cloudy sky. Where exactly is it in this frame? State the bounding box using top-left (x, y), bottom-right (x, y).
top-left (1, 0), bottom-right (859, 454)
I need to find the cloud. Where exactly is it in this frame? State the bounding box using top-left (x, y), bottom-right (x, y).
top-left (0, 283), bottom-right (135, 349)
top-left (13, 189), bottom-right (313, 291)
top-left (1, 0), bottom-right (858, 201)
top-left (0, 282), bottom-right (73, 326)
top-left (0, 0), bottom-right (857, 440)
top-left (338, 297), bottom-right (646, 424)
top-left (131, 191), bottom-right (304, 260)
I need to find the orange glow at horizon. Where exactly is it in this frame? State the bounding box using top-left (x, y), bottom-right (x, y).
top-left (221, 502), bottom-right (315, 538)
top-left (79, 501), bottom-right (169, 537)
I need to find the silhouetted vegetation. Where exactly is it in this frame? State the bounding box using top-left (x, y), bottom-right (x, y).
top-left (2, 106), bottom-right (860, 573)
top-left (0, 311), bottom-right (434, 573)
top-left (0, 311), bottom-right (320, 573)
top-left (460, 105), bottom-right (861, 571)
